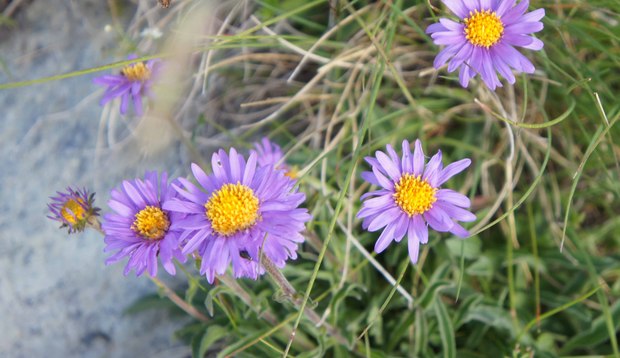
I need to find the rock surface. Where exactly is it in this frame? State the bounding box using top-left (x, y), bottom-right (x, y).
top-left (0, 1), bottom-right (190, 357)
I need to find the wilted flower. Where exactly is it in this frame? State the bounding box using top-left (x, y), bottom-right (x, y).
top-left (93, 54), bottom-right (161, 115)
top-left (426, 0), bottom-right (544, 90)
top-left (253, 137), bottom-right (298, 179)
top-left (48, 187), bottom-right (100, 234)
top-left (358, 140), bottom-right (475, 264)
top-left (102, 172), bottom-right (186, 277)
top-left (163, 148), bottom-right (311, 283)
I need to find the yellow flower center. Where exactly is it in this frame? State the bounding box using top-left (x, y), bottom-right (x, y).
top-left (464, 10), bottom-right (504, 48)
top-left (131, 206), bottom-right (170, 240)
top-left (393, 174), bottom-right (437, 217)
top-left (205, 183), bottom-right (260, 236)
top-left (61, 199), bottom-right (86, 225)
top-left (121, 62), bottom-right (151, 82)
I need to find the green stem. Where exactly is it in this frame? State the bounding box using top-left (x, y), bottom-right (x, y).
top-left (260, 255), bottom-right (350, 348)
top-left (148, 275), bottom-right (210, 323)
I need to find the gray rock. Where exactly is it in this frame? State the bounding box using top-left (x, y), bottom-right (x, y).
top-left (0, 1), bottom-right (190, 357)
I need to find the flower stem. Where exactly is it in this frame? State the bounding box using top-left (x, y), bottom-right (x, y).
top-left (148, 275), bottom-right (210, 323)
top-left (87, 217), bottom-right (104, 235)
top-left (87, 220), bottom-right (208, 323)
top-left (217, 274), bottom-right (278, 325)
top-left (260, 255), bottom-right (350, 348)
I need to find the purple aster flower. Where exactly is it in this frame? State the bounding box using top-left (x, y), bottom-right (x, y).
top-left (253, 137), bottom-right (298, 178)
top-left (48, 187), bottom-right (100, 234)
top-left (93, 54), bottom-right (161, 116)
top-left (102, 172), bottom-right (186, 277)
top-left (163, 148), bottom-right (311, 283)
top-left (357, 140), bottom-right (475, 264)
top-left (426, 0), bottom-right (545, 90)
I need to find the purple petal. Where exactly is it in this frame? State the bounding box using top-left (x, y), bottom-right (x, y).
top-left (392, 215), bottom-right (409, 243)
top-left (374, 224), bottom-right (396, 253)
top-left (133, 92), bottom-right (143, 116)
top-left (521, 37), bottom-right (544, 50)
top-left (501, 0), bottom-right (530, 24)
top-left (122, 181), bottom-right (146, 208)
top-left (423, 150), bottom-right (443, 185)
top-left (376, 150), bottom-right (401, 181)
top-left (439, 18), bottom-right (464, 31)
top-left (436, 189), bottom-right (471, 208)
top-left (481, 49), bottom-right (501, 90)
top-left (495, 0), bottom-right (516, 17)
top-left (412, 139), bottom-right (425, 176)
top-left (434, 43), bottom-right (464, 69)
top-left (361, 171), bottom-right (380, 186)
top-left (517, 8), bottom-right (545, 24)
top-left (503, 33), bottom-right (537, 47)
top-left (407, 230), bottom-right (420, 264)
top-left (447, 43), bottom-right (472, 73)
top-left (505, 22), bottom-right (544, 35)
top-left (386, 144), bottom-right (401, 170)
top-left (99, 83), bottom-right (131, 105)
top-left (479, 0), bottom-right (492, 9)
top-left (459, 63), bottom-right (473, 87)
top-left (243, 152), bottom-right (257, 186)
top-left (412, 215), bottom-right (428, 244)
top-left (424, 207), bottom-right (454, 232)
top-left (432, 33), bottom-right (468, 45)
top-left (442, 0), bottom-right (470, 18)
top-left (426, 22), bottom-right (448, 35)
top-left (93, 75), bottom-right (125, 85)
top-left (108, 200), bottom-right (134, 217)
top-left (401, 140), bottom-right (412, 173)
top-left (363, 194), bottom-right (394, 209)
top-left (367, 207), bottom-right (401, 232)
top-left (462, 0), bottom-right (478, 12)
top-left (450, 222), bottom-right (470, 238)
top-left (229, 147), bottom-right (241, 182)
top-left (435, 202), bottom-right (476, 222)
top-left (120, 92), bottom-right (130, 114)
top-left (436, 158), bottom-right (471, 186)
top-left (491, 51), bottom-right (516, 83)
top-left (372, 165), bottom-right (394, 190)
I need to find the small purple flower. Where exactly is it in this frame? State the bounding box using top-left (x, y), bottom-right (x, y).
top-left (253, 137), bottom-right (298, 178)
top-left (48, 187), bottom-right (100, 233)
top-left (426, 0), bottom-right (544, 90)
top-left (357, 140), bottom-right (475, 264)
top-left (93, 54), bottom-right (161, 116)
top-left (163, 148), bottom-right (311, 283)
top-left (102, 172), bottom-right (186, 277)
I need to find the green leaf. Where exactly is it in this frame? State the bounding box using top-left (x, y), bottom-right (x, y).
top-left (204, 292), bottom-right (214, 317)
top-left (123, 293), bottom-right (180, 316)
top-left (466, 256), bottom-right (494, 277)
top-left (462, 305), bottom-right (514, 336)
top-left (418, 280), bottom-right (451, 309)
top-left (413, 307), bottom-right (428, 357)
top-left (434, 296), bottom-right (456, 358)
top-left (196, 325), bottom-right (228, 358)
top-left (445, 237), bottom-right (481, 259)
top-left (561, 299), bottom-right (620, 353)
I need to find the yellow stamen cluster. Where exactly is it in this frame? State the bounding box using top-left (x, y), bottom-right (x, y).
top-left (205, 183), bottom-right (260, 236)
top-left (131, 206), bottom-right (170, 240)
top-left (464, 9), bottom-right (504, 48)
top-left (61, 199), bottom-right (86, 225)
top-left (393, 174), bottom-right (437, 217)
top-left (121, 62), bottom-right (151, 82)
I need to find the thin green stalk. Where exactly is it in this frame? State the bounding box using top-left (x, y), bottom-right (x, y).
top-left (282, 30), bottom-right (388, 358)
